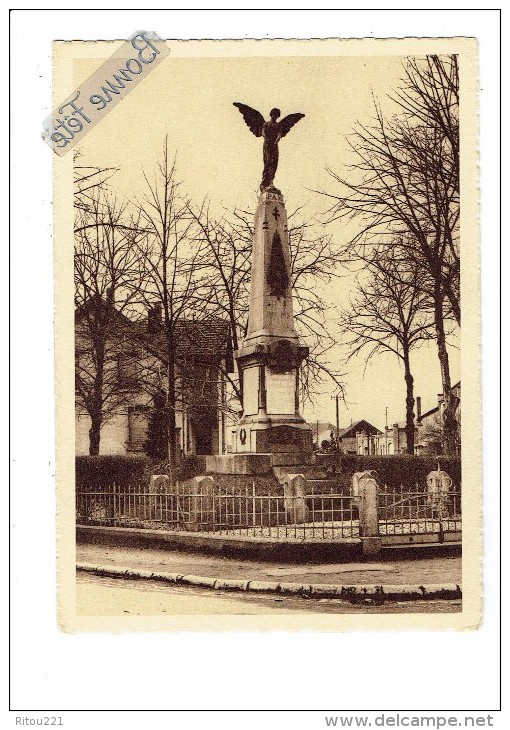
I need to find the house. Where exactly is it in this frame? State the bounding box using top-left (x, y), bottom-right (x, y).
top-left (370, 382), bottom-right (462, 456)
top-left (339, 420), bottom-right (382, 455)
top-left (373, 422), bottom-right (409, 455)
top-left (415, 382), bottom-right (461, 455)
top-left (75, 298), bottom-right (234, 457)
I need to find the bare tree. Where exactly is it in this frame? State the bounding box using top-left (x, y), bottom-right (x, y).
top-left (73, 150), bottom-right (118, 213)
top-left (287, 209), bottom-right (346, 403)
top-left (188, 204), bottom-right (252, 408)
top-left (74, 189), bottom-right (147, 454)
top-left (339, 251), bottom-right (434, 454)
top-left (135, 140), bottom-right (208, 482)
top-left (393, 55), bottom-right (459, 194)
top-left (192, 204), bottom-right (345, 408)
top-left (323, 54), bottom-right (460, 453)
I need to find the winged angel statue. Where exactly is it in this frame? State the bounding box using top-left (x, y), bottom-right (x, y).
top-left (233, 103), bottom-right (305, 191)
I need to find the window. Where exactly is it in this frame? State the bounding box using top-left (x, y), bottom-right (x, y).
top-left (117, 352), bottom-right (139, 387)
top-left (127, 405), bottom-right (149, 449)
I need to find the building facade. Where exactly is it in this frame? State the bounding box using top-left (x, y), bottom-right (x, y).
top-left (415, 382), bottom-right (461, 455)
top-left (340, 420), bottom-right (383, 455)
top-left (75, 299), bottom-right (234, 458)
top-left (358, 383), bottom-right (462, 456)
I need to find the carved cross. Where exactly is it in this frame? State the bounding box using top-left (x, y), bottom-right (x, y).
top-left (272, 206), bottom-right (280, 222)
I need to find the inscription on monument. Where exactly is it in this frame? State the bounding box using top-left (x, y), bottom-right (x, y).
top-left (243, 366), bottom-right (259, 416)
top-left (267, 425), bottom-right (303, 446)
top-left (266, 369), bottom-right (295, 415)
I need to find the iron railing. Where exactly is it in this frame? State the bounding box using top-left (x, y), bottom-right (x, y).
top-left (76, 482), bottom-right (360, 540)
top-left (377, 483), bottom-right (462, 536)
top-left (76, 481), bottom-right (461, 541)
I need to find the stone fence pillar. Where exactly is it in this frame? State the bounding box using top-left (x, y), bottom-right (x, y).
top-left (356, 473), bottom-right (381, 556)
top-left (148, 474), bottom-right (170, 520)
top-left (426, 469), bottom-right (452, 519)
top-left (187, 475), bottom-right (216, 532)
top-left (283, 473), bottom-right (308, 524)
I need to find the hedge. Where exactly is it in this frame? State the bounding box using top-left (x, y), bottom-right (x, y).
top-left (76, 455), bottom-right (147, 491)
top-left (76, 453), bottom-right (461, 492)
top-left (316, 454), bottom-right (461, 489)
top-left (75, 454), bottom-right (208, 491)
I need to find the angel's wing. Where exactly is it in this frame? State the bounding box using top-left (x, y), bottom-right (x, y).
top-left (278, 113), bottom-right (305, 138)
top-left (233, 102), bottom-right (265, 137)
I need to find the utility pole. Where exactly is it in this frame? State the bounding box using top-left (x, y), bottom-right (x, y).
top-left (385, 406), bottom-right (388, 455)
top-left (331, 394), bottom-right (340, 452)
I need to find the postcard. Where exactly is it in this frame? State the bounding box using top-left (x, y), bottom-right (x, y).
top-left (53, 35), bottom-right (480, 632)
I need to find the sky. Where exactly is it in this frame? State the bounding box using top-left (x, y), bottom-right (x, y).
top-left (74, 43), bottom-right (460, 432)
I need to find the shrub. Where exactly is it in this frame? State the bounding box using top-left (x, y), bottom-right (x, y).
top-left (76, 455), bottom-right (147, 491)
top-left (317, 454), bottom-right (461, 489)
top-left (144, 393), bottom-right (167, 460)
top-left (177, 455), bottom-right (207, 481)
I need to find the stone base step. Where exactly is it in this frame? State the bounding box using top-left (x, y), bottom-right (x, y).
top-left (273, 465), bottom-right (330, 480)
top-left (271, 452), bottom-right (315, 467)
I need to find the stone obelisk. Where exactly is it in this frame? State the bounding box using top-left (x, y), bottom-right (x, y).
top-left (234, 186), bottom-right (313, 465)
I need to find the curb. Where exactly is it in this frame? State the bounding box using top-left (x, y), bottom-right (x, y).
top-left (77, 524), bottom-right (461, 563)
top-left (76, 563), bottom-right (462, 603)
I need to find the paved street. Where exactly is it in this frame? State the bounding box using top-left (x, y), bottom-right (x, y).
top-left (77, 572), bottom-right (462, 615)
top-left (77, 542), bottom-right (462, 587)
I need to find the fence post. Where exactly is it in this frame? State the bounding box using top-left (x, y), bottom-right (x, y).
top-left (283, 474), bottom-right (308, 524)
top-left (149, 474), bottom-right (170, 520)
top-left (358, 476), bottom-right (381, 556)
top-left (112, 481), bottom-right (117, 527)
top-left (426, 469), bottom-right (452, 520)
top-left (188, 475), bottom-right (216, 532)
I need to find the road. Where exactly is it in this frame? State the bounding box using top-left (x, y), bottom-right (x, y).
top-left (77, 573), bottom-right (462, 616)
top-left (77, 543), bottom-right (462, 586)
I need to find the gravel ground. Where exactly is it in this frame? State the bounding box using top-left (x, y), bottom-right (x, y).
top-left (79, 516), bottom-right (461, 540)
top-left (224, 518), bottom-right (461, 540)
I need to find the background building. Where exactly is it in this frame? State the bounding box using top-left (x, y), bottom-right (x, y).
top-left (75, 299), bottom-right (234, 457)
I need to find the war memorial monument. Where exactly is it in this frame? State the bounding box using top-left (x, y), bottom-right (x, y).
top-left (207, 103), bottom-right (314, 475)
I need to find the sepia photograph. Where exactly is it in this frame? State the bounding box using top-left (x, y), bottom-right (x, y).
top-left (9, 5), bottom-right (504, 723)
top-left (51, 35), bottom-right (480, 630)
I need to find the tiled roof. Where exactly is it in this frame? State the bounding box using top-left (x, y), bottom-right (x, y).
top-left (137, 318), bottom-right (232, 365)
top-left (419, 406), bottom-right (440, 420)
top-left (173, 319), bottom-right (231, 358)
top-left (314, 422), bottom-right (336, 432)
top-left (338, 419), bottom-right (383, 438)
top-left (418, 382), bottom-right (461, 421)
top-left (75, 298), bottom-right (233, 366)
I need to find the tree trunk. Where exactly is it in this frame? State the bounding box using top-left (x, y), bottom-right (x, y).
top-left (433, 286), bottom-right (457, 455)
top-left (166, 342), bottom-right (178, 487)
top-left (402, 350), bottom-right (415, 454)
top-left (88, 344), bottom-right (105, 455)
top-left (445, 283), bottom-right (461, 327)
top-left (238, 366), bottom-right (244, 407)
top-left (227, 297), bottom-right (244, 405)
top-left (88, 411), bottom-right (102, 455)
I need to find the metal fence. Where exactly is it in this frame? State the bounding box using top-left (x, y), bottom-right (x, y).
top-left (377, 483), bottom-right (462, 537)
top-left (76, 481), bottom-right (461, 542)
top-left (76, 482), bottom-right (360, 540)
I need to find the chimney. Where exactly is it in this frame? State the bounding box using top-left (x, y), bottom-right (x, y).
top-left (148, 304), bottom-right (162, 334)
top-left (416, 396), bottom-right (422, 423)
top-left (393, 423), bottom-right (399, 453)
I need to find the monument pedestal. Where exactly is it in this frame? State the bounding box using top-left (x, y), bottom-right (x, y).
top-left (232, 187), bottom-right (313, 465)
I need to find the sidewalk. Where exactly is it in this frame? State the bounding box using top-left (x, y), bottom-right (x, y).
top-left (77, 543), bottom-right (462, 601)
